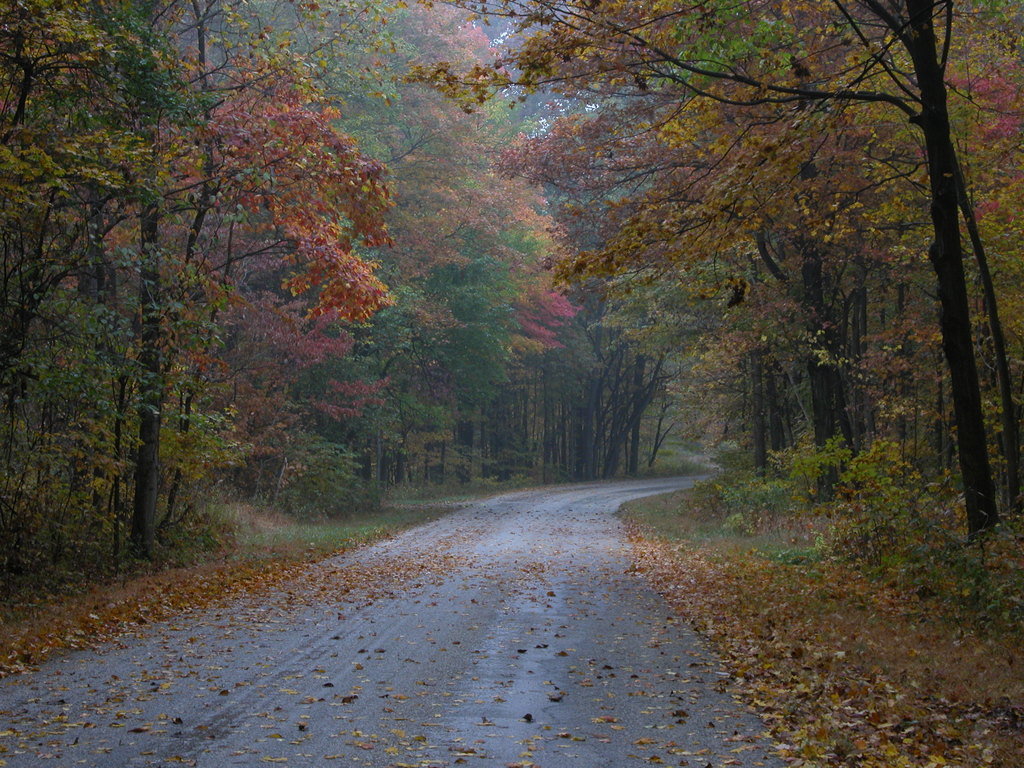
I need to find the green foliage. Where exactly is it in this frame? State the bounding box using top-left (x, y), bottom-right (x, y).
top-left (276, 435), bottom-right (380, 519)
top-left (821, 440), bottom-right (931, 563)
top-left (817, 440), bottom-right (1023, 629)
top-left (97, 1), bottom-right (201, 127)
top-left (786, 436), bottom-right (853, 501)
top-left (425, 255), bottom-right (516, 406)
top-left (671, 1), bottom-right (797, 80)
top-left (719, 475), bottom-right (794, 536)
top-left (161, 409), bottom-right (246, 488)
top-left (0, 294), bottom-right (129, 585)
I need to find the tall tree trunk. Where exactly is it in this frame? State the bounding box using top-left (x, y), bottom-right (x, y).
top-left (131, 204), bottom-right (162, 558)
top-left (765, 361), bottom-right (786, 452)
top-left (541, 362), bottom-right (555, 482)
top-left (627, 417), bottom-right (641, 475)
top-left (751, 351), bottom-right (768, 474)
top-left (578, 376), bottom-right (600, 480)
top-left (627, 355), bottom-right (645, 476)
top-left (647, 401), bottom-right (673, 468)
top-left (162, 390), bottom-right (193, 529)
top-left (906, 0), bottom-right (998, 534)
top-left (953, 162), bottom-right (1020, 513)
top-left (800, 243), bottom-right (854, 499)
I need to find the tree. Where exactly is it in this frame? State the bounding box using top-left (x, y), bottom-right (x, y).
top-left (0, 0), bottom-right (396, 571)
top-left (426, 0), bottom-right (1014, 534)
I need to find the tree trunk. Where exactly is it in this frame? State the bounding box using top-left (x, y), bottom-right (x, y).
top-left (647, 402), bottom-right (673, 468)
top-left (627, 356), bottom-right (645, 475)
top-left (906, 0), bottom-right (998, 534)
top-left (751, 351), bottom-right (768, 474)
top-left (577, 376), bottom-right (600, 480)
top-left (800, 243), bottom-right (853, 499)
top-left (627, 417), bottom-right (641, 475)
top-left (953, 162), bottom-right (1020, 514)
top-left (765, 361), bottom-right (786, 452)
top-left (800, 243), bottom-right (854, 442)
top-left (131, 204), bottom-right (162, 559)
top-left (162, 389), bottom-right (193, 530)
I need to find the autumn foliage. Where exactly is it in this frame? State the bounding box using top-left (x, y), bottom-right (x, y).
top-left (0, 0), bottom-right (625, 597)
top-left (422, 1), bottom-right (1024, 541)
top-left (4, 2), bottom-right (1024, 711)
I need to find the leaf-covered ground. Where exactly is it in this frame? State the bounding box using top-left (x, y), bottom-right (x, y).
top-left (627, 527), bottom-right (1024, 767)
top-left (0, 504), bottom-right (447, 678)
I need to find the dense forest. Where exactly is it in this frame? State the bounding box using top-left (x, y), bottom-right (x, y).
top-left (2, 0), bottom-right (1023, 620)
top-left (0, 0), bottom-right (681, 581)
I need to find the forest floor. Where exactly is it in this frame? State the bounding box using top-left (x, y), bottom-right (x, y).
top-left (621, 490), bottom-right (1024, 767)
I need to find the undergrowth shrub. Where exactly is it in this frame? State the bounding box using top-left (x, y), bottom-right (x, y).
top-left (820, 440), bottom-right (928, 563)
top-left (719, 475), bottom-right (794, 534)
top-left (787, 435), bottom-right (852, 502)
top-left (677, 451), bottom-right (798, 537)
top-left (276, 436), bottom-right (380, 519)
top-left (694, 440), bottom-right (1023, 629)
top-left (811, 439), bottom-right (1024, 629)
top-left (153, 502), bottom-right (236, 566)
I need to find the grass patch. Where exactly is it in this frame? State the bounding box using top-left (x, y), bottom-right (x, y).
top-left (384, 476), bottom-right (539, 505)
top-left (224, 502), bottom-right (447, 561)
top-left (620, 471), bottom-right (819, 559)
top-left (636, 438), bottom-right (717, 478)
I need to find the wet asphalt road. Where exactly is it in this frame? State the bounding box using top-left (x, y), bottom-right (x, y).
top-left (0, 477), bottom-right (783, 767)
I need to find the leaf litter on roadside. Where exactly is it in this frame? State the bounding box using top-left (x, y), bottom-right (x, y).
top-left (626, 523), bottom-right (1024, 767)
top-left (0, 529), bottom-right (471, 678)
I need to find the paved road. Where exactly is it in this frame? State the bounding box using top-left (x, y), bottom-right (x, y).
top-left (0, 478), bottom-right (782, 767)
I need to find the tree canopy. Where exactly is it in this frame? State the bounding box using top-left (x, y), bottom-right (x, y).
top-left (2, 0), bottom-right (1024, 601)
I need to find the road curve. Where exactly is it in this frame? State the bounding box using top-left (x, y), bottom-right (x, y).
top-left (0, 477), bottom-right (783, 767)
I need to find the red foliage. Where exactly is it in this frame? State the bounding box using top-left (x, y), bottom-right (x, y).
top-left (312, 378), bottom-right (388, 422)
top-left (515, 288), bottom-right (577, 348)
top-left (209, 74), bottom-right (393, 320)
